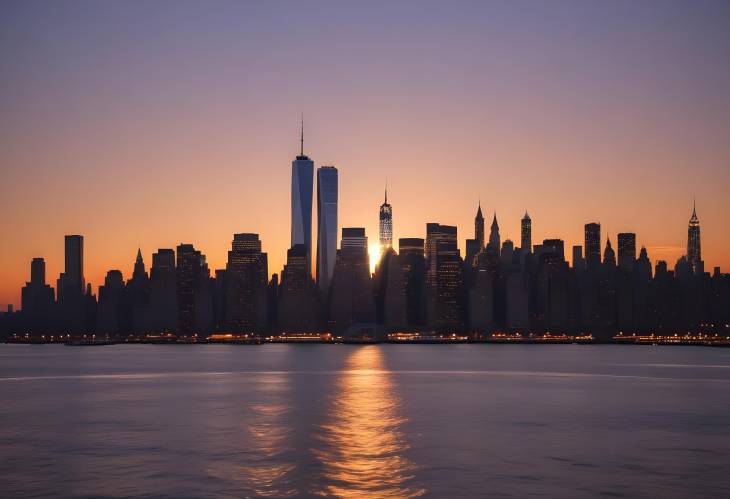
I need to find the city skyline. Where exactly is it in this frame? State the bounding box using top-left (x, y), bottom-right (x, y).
top-left (0, 138), bottom-right (723, 310)
top-left (2, 1), bottom-right (730, 309)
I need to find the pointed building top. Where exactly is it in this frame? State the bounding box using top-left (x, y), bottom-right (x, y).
top-left (136, 247), bottom-right (143, 263)
top-left (476, 200), bottom-right (483, 219)
top-left (300, 113), bottom-right (304, 156)
top-left (491, 211), bottom-right (499, 229)
top-left (523, 210), bottom-right (530, 220)
top-left (690, 199), bottom-right (699, 224)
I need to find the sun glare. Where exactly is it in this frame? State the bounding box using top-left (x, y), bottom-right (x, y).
top-left (368, 243), bottom-right (382, 274)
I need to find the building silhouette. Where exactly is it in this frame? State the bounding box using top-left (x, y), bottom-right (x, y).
top-left (291, 118), bottom-right (314, 277)
top-left (21, 258), bottom-right (54, 332)
top-left (475, 202), bottom-right (484, 250)
top-left (425, 223), bottom-right (461, 330)
top-left (488, 213), bottom-right (500, 252)
top-left (224, 234), bottom-right (268, 331)
top-left (147, 248), bottom-right (177, 331)
top-left (585, 223), bottom-right (601, 270)
top-left (687, 201), bottom-right (702, 274)
top-left (521, 212), bottom-right (532, 254)
top-left (330, 228), bottom-right (374, 332)
top-left (316, 166), bottom-right (338, 292)
top-left (617, 233), bottom-right (637, 272)
top-left (279, 244), bottom-right (318, 331)
top-left (56, 235), bottom-right (86, 331)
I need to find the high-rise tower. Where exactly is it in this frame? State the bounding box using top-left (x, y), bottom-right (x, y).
top-left (521, 211), bottom-right (531, 253)
top-left (585, 223), bottom-right (601, 270)
top-left (488, 212), bottom-right (500, 251)
top-left (57, 235), bottom-right (85, 301)
top-left (475, 202), bottom-right (484, 250)
top-left (687, 201), bottom-right (701, 273)
top-left (316, 166), bottom-right (338, 291)
top-left (291, 116), bottom-right (314, 276)
top-left (617, 233), bottom-right (636, 272)
top-left (379, 185), bottom-right (393, 249)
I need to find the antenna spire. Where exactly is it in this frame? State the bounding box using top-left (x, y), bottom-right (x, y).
top-left (385, 178), bottom-right (388, 204)
top-left (300, 113), bottom-right (304, 156)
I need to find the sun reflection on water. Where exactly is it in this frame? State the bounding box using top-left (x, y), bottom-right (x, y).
top-left (313, 346), bottom-right (425, 498)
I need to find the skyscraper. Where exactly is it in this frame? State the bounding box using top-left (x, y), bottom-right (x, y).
top-left (475, 202), bottom-right (484, 250)
top-left (58, 235), bottom-right (84, 300)
top-left (21, 258), bottom-right (54, 330)
top-left (603, 237), bottom-right (616, 267)
top-left (425, 223), bottom-right (461, 330)
top-left (316, 166), bottom-right (338, 291)
top-left (687, 201), bottom-right (702, 273)
top-left (225, 233), bottom-right (268, 331)
top-left (330, 228), bottom-right (374, 329)
top-left (147, 248), bottom-right (177, 331)
top-left (291, 118), bottom-right (314, 276)
top-left (379, 186), bottom-right (393, 249)
top-left (426, 223), bottom-right (458, 287)
top-left (617, 233), bottom-right (637, 272)
top-left (585, 223), bottom-right (601, 270)
top-left (488, 213), bottom-right (500, 251)
top-left (176, 243), bottom-right (208, 334)
top-left (521, 212), bottom-right (532, 253)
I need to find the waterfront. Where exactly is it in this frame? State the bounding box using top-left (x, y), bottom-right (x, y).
top-left (1, 344), bottom-right (729, 498)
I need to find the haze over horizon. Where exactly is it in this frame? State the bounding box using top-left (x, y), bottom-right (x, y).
top-left (2, 0), bottom-right (729, 308)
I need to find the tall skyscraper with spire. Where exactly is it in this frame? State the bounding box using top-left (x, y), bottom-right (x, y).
top-left (475, 202), bottom-right (484, 250)
top-left (488, 212), bottom-right (500, 251)
top-left (291, 116), bottom-right (314, 276)
top-left (316, 166), bottom-right (338, 291)
top-left (521, 211), bottom-right (531, 253)
top-left (687, 201), bottom-right (702, 273)
top-left (379, 185), bottom-right (393, 249)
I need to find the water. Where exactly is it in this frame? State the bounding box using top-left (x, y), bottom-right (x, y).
top-left (1, 344), bottom-right (729, 498)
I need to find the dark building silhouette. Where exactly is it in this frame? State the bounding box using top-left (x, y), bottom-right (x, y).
top-left (21, 258), bottom-right (55, 331)
top-left (687, 201), bottom-right (702, 274)
top-left (475, 202), bottom-right (485, 251)
top-left (127, 248), bottom-right (151, 331)
top-left (316, 166), bottom-right (338, 292)
top-left (488, 213), bottom-right (500, 252)
top-left (572, 245), bottom-right (585, 272)
top-left (176, 244), bottom-right (209, 335)
top-left (224, 234), bottom-right (268, 332)
top-left (56, 235), bottom-right (86, 331)
top-left (399, 238), bottom-right (426, 327)
top-left (146, 248), bottom-right (177, 331)
top-left (279, 244), bottom-right (318, 331)
top-left (97, 270), bottom-right (125, 334)
top-left (426, 223), bottom-right (462, 330)
top-left (521, 212), bottom-right (532, 254)
top-left (585, 223), bottom-right (601, 270)
top-left (330, 228), bottom-right (374, 332)
top-left (617, 233), bottom-right (637, 272)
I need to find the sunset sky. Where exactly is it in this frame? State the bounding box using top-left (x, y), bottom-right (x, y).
top-left (1, 1), bottom-right (729, 309)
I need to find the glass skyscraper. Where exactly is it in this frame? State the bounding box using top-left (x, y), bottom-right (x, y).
top-left (316, 166), bottom-right (338, 291)
top-left (291, 121), bottom-right (314, 276)
top-left (379, 187), bottom-right (392, 249)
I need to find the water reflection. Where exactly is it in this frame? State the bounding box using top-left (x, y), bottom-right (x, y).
top-left (209, 373), bottom-right (298, 497)
top-left (313, 346), bottom-right (424, 498)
